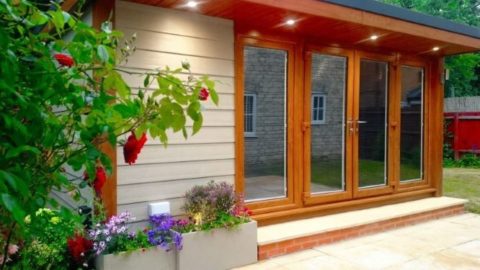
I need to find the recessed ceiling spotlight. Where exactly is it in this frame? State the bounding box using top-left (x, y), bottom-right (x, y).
top-left (433, 46), bottom-right (440, 51)
top-left (187, 1), bottom-right (198, 8)
top-left (286, 19), bottom-right (296, 26)
top-left (370, 35), bottom-right (379, 40)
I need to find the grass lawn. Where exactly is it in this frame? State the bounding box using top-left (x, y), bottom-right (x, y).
top-left (248, 159), bottom-right (421, 189)
top-left (311, 159), bottom-right (421, 188)
top-left (443, 168), bottom-right (480, 214)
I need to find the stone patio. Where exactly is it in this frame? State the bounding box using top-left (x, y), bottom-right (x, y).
top-left (235, 213), bottom-right (480, 269)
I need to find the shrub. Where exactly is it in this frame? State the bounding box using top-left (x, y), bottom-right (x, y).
top-left (181, 182), bottom-right (251, 232)
top-left (17, 208), bottom-right (82, 269)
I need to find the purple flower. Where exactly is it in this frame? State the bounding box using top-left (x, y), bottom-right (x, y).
top-left (147, 214), bottom-right (183, 251)
top-left (172, 231), bottom-right (183, 250)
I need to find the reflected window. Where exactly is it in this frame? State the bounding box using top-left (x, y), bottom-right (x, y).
top-left (312, 94), bottom-right (326, 125)
top-left (309, 54), bottom-right (347, 194)
top-left (243, 46), bottom-right (288, 201)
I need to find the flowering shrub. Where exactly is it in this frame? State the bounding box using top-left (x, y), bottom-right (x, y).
top-left (17, 208), bottom-right (82, 269)
top-left (146, 214), bottom-right (183, 251)
top-left (0, 1), bottom-right (218, 268)
top-left (181, 182), bottom-right (251, 232)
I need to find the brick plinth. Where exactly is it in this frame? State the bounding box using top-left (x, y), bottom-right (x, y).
top-left (258, 205), bottom-right (464, 260)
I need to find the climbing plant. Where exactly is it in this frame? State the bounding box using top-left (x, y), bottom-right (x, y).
top-left (0, 0), bottom-right (217, 267)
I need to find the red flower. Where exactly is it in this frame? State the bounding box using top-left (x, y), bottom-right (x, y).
top-left (84, 167), bottom-right (107, 196)
top-left (67, 234), bottom-right (93, 263)
top-left (199, 88), bottom-right (209, 101)
top-left (123, 132), bottom-right (147, 165)
top-left (93, 167), bottom-right (107, 196)
top-left (54, 53), bottom-right (74, 67)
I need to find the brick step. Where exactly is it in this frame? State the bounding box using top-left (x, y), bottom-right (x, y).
top-left (258, 197), bottom-right (467, 260)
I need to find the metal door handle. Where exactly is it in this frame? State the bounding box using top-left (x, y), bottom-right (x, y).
top-left (357, 121), bottom-right (368, 124)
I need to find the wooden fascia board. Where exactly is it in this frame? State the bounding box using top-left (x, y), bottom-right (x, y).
top-left (244, 0), bottom-right (480, 53)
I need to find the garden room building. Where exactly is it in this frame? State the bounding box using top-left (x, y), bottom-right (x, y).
top-left (87, 0), bottom-right (480, 259)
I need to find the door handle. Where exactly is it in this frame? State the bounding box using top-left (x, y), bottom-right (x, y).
top-left (355, 120), bottom-right (367, 133)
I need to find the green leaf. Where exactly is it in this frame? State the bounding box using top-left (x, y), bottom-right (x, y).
top-left (1, 193), bottom-right (25, 223)
top-left (6, 146), bottom-right (40, 159)
top-left (182, 127), bottom-right (188, 139)
top-left (192, 114), bottom-right (203, 135)
top-left (144, 74), bottom-right (151, 88)
top-left (97, 45), bottom-right (109, 63)
top-left (210, 88), bottom-right (219, 106)
top-left (48, 9), bottom-right (65, 32)
top-left (104, 71), bottom-right (130, 98)
top-left (187, 102), bottom-right (201, 121)
top-left (29, 11), bottom-right (49, 26)
top-left (0, 170), bottom-right (28, 196)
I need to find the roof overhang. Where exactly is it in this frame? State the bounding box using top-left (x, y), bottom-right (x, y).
top-left (130, 0), bottom-right (480, 56)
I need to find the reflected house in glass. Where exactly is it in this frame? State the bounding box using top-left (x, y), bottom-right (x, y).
top-left (92, 0), bottom-right (479, 232)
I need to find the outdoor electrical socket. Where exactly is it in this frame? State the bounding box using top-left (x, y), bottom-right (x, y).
top-left (148, 201), bottom-right (171, 216)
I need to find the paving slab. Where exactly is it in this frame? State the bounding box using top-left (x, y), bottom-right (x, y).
top-left (235, 213), bottom-right (480, 270)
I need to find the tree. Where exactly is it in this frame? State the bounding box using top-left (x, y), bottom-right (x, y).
top-left (0, 1), bottom-right (218, 267)
top-left (379, 0), bottom-right (480, 97)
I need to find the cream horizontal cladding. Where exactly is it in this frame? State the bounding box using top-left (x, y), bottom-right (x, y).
top-left (116, 143), bottom-right (235, 165)
top-left (115, 0), bottom-right (235, 221)
top-left (122, 72), bottom-right (234, 93)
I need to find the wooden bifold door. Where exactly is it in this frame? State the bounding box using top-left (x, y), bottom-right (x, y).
top-left (236, 35), bottom-right (429, 216)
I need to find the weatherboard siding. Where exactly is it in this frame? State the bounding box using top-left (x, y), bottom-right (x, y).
top-left (115, 0), bottom-right (235, 221)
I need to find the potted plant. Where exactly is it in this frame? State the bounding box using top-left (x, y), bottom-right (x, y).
top-left (92, 212), bottom-right (182, 270)
top-left (175, 182), bottom-right (257, 270)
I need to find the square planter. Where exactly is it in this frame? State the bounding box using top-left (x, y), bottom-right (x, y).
top-left (176, 221), bottom-right (258, 270)
top-left (96, 247), bottom-right (176, 270)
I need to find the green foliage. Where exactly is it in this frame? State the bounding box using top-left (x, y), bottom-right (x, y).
top-left (444, 154), bottom-right (480, 168)
top-left (0, 0), bottom-right (217, 267)
top-left (378, 0), bottom-right (480, 97)
top-left (16, 208), bottom-right (82, 269)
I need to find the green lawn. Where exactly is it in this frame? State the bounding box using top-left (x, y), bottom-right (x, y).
top-left (444, 168), bottom-right (480, 214)
top-left (311, 159), bottom-right (421, 188)
top-left (248, 159), bottom-right (421, 189)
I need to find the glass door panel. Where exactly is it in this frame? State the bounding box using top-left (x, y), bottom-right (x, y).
top-left (309, 53), bottom-right (347, 194)
top-left (400, 66), bottom-right (424, 182)
top-left (358, 60), bottom-right (389, 188)
top-left (243, 46), bottom-right (288, 201)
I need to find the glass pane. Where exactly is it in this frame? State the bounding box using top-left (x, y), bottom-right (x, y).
top-left (244, 46), bottom-right (287, 201)
top-left (310, 54), bottom-right (346, 193)
top-left (358, 60), bottom-right (388, 188)
top-left (400, 66), bottom-right (423, 181)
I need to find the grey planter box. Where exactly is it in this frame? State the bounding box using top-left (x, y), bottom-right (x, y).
top-left (176, 221), bottom-right (258, 270)
top-left (96, 247), bottom-right (176, 270)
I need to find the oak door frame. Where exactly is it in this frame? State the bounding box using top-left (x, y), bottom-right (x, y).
top-left (397, 57), bottom-right (431, 191)
top-left (352, 50), bottom-right (397, 199)
top-left (234, 34), bottom-right (300, 214)
top-left (302, 45), bottom-right (355, 205)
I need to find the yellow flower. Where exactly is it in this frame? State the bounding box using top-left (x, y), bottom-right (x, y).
top-left (50, 217), bottom-right (60, 224)
top-left (193, 212), bottom-right (203, 225)
top-left (35, 208), bottom-right (52, 216)
top-left (24, 215), bottom-right (31, 224)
